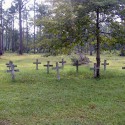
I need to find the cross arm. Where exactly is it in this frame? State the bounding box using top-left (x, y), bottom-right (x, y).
top-left (101, 63), bottom-right (109, 65)
top-left (33, 62), bottom-right (41, 64)
top-left (7, 65), bottom-right (17, 67)
top-left (7, 69), bottom-right (19, 72)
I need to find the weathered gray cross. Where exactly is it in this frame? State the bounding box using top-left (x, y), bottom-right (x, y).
top-left (52, 62), bottom-right (62, 80)
top-left (90, 63), bottom-right (99, 77)
top-left (73, 60), bottom-right (81, 73)
top-left (7, 62), bottom-right (19, 80)
top-left (101, 60), bottom-right (109, 71)
top-left (44, 61), bottom-right (53, 74)
top-left (33, 59), bottom-right (41, 70)
top-left (6, 61), bottom-right (14, 70)
top-left (59, 58), bottom-right (66, 69)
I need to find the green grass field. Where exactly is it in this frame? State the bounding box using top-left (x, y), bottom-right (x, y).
top-left (1, 53), bottom-right (125, 125)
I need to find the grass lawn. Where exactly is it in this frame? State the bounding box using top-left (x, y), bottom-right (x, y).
top-left (0, 53), bottom-right (125, 125)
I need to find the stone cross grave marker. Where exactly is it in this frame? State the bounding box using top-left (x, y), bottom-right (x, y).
top-left (7, 62), bottom-right (19, 80)
top-left (101, 60), bottom-right (109, 71)
top-left (52, 62), bottom-right (62, 80)
top-left (33, 59), bottom-right (41, 70)
top-left (90, 63), bottom-right (99, 77)
top-left (73, 60), bottom-right (81, 73)
top-left (44, 61), bottom-right (53, 74)
top-left (59, 58), bottom-right (66, 69)
top-left (6, 61), bottom-right (13, 70)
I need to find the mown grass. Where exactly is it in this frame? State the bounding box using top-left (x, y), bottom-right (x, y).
top-left (0, 53), bottom-right (125, 125)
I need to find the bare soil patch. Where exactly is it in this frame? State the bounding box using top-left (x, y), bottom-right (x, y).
top-left (0, 120), bottom-right (10, 125)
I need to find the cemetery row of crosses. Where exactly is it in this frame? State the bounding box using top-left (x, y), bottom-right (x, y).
top-left (6, 58), bottom-right (111, 80)
top-left (0, 0), bottom-right (125, 79)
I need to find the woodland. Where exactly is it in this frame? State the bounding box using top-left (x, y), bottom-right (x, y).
top-left (0, 0), bottom-right (125, 78)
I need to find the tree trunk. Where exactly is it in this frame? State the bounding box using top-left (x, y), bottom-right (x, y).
top-left (26, 9), bottom-right (29, 53)
top-left (0, 34), bottom-right (2, 55)
top-left (96, 8), bottom-right (101, 78)
top-left (39, 25), bottom-right (42, 38)
top-left (12, 16), bottom-right (15, 52)
top-left (19, 0), bottom-right (23, 55)
top-left (0, 0), bottom-right (3, 55)
top-left (1, 1), bottom-right (3, 53)
top-left (33, 0), bottom-right (36, 54)
top-left (5, 29), bottom-right (7, 51)
top-left (8, 34), bottom-right (11, 51)
top-left (89, 43), bottom-right (93, 56)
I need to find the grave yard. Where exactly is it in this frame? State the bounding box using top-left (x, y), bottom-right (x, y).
top-left (1, 53), bottom-right (125, 125)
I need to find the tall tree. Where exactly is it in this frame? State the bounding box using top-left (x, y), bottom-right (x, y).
top-left (21, 6), bottom-right (31, 53)
top-left (8, 4), bottom-right (17, 52)
top-left (18, 0), bottom-right (23, 54)
top-left (0, 0), bottom-right (3, 55)
top-left (33, 0), bottom-right (36, 53)
top-left (72, 0), bottom-right (122, 77)
top-left (12, 0), bottom-right (29, 54)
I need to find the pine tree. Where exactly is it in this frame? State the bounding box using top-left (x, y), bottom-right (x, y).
top-left (0, 0), bottom-right (3, 55)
